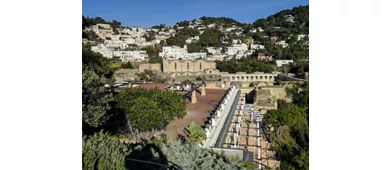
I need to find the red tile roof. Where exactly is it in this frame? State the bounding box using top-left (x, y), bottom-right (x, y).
top-left (133, 84), bottom-right (171, 90)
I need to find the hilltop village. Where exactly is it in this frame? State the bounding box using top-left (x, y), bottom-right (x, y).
top-left (83, 5), bottom-right (309, 170)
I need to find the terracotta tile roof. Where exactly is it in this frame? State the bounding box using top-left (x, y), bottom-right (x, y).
top-left (133, 84), bottom-right (172, 90)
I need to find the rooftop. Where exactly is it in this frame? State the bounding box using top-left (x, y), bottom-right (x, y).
top-left (132, 83), bottom-right (172, 90)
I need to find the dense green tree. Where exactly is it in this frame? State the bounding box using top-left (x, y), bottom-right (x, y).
top-left (82, 131), bottom-right (131, 170)
top-left (82, 67), bottom-right (114, 128)
top-left (166, 35), bottom-right (186, 47)
top-left (82, 44), bottom-right (116, 79)
top-left (127, 97), bottom-right (164, 131)
top-left (121, 61), bottom-right (133, 69)
top-left (82, 43), bottom-right (117, 129)
top-left (176, 28), bottom-right (200, 38)
top-left (187, 42), bottom-right (207, 53)
top-left (199, 16), bottom-right (243, 27)
top-left (265, 83), bottom-right (309, 170)
top-left (216, 58), bottom-right (275, 73)
top-left (115, 88), bottom-right (186, 131)
top-left (176, 20), bottom-right (191, 27)
top-left (199, 29), bottom-right (223, 47)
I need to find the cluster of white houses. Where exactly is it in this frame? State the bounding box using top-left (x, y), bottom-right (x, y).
top-left (91, 45), bottom-right (148, 61)
top-left (85, 19), bottom-right (306, 63)
top-left (159, 45), bottom-right (207, 60)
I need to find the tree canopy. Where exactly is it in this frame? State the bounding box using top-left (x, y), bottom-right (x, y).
top-left (115, 87), bottom-right (186, 131)
top-left (82, 131), bottom-right (131, 170)
top-left (216, 58), bottom-right (275, 73)
top-left (199, 29), bottom-right (223, 47)
top-left (82, 44), bottom-right (116, 128)
top-left (265, 82), bottom-right (309, 170)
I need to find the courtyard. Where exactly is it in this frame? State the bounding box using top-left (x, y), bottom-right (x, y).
top-left (165, 88), bottom-right (227, 140)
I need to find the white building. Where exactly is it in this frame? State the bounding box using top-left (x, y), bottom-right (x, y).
top-left (285, 15), bottom-right (295, 22)
top-left (185, 36), bottom-right (200, 44)
top-left (207, 24), bottom-right (216, 28)
top-left (297, 34), bottom-right (307, 41)
top-left (276, 60), bottom-right (294, 67)
top-left (159, 46), bottom-right (188, 59)
top-left (276, 40), bottom-right (289, 48)
top-left (225, 27), bottom-right (237, 32)
top-left (232, 39), bottom-right (242, 44)
top-left (227, 44), bottom-right (248, 56)
top-left (91, 44), bottom-right (115, 58)
top-left (187, 52), bottom-right (207, 59)
top-left (206, 47), bottom-right (222, 55)
top-left (159, 45), bottom-right (206, 60)
top-left (96, 23), bottom-right (111, 30)
top-left (114, 51), bottom-right (148, 62)
top-left (206, 54), bottom-right (227, 61)
top-left (250, 44), bottom-right (265, 50)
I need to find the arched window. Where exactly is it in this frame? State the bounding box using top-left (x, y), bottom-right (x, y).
top-left (187, 63), bottom-right (189, 70)
top-left (260, 76), bottom-right (263, 79)
top-left (174, 63), bottom-right (177, 70)
top-left (200, 63), bottom-right (202, 70)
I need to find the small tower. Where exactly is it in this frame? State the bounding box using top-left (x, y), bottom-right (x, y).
top-left (191, 90), bottom-right (197, 103)
top-left (201, 84), bottom-right (206, 96)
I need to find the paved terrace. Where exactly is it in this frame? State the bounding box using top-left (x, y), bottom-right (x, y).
top-left (223, 97), bottom-right (280, 169)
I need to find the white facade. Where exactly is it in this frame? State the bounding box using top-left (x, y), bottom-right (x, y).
top-left (227, 44), bottom-right (248, 56)
top-left (297, 34), bottom-right (307, 41)
top-left (276, 60), bottom-right (294, 67)
top-left (207, 24), bottom-right (216, 28)
top-left (206, 47), bottom-right (222, 55)
top-left (187, 52), bottom-right (207, 59)
top-left (225, 27), bottom-right (237, 32)
top-left (185, 36), bottom-right (200, 44)
top-left (159, 46), bottom-right (188, 59)
top-left (114, 51), bottom-right (148, 61)
top-left (96, 23), bottom-right (111, 29)
top-left (285, 15), bottom-right (295, 22)
top-left (250, 44), bottom-right (265, 50)
top-left (91, 45), bottom-right (114, 58)
top-left (159, 46), bottom-right (206, 60)
top-left (206, 54), bottom-right (227, 61)
top-left (232, 39), bottom-right (241, 44)
top-left (276, 40), bottom-right (289, 48)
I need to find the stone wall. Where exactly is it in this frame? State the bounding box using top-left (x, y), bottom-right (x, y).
top-left (138, 63), bottom-right (161, 72)
top-left (162, 59), bottom-right (217, 73)
top-left (221, 72), bottom-right (278, 82)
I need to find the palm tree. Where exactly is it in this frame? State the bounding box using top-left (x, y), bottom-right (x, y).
top-left (183, 121), bottom-right (206, 143)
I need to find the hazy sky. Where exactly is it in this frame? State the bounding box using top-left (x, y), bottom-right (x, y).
top-left (82, 0), bottom-right (309, 28)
